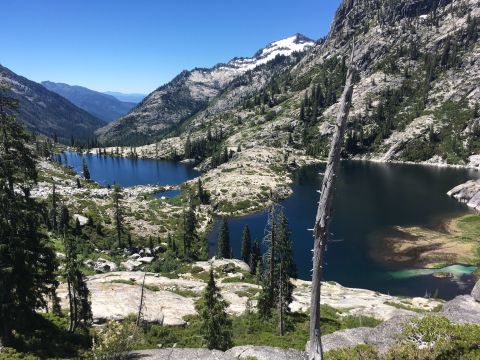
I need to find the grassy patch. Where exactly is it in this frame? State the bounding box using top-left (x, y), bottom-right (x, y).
top-left (169, 288), bottom-right (198, 298)
top-left (136, 305), bottom-right (380, 351)
top-left (110, 279), bottom-right (136, 286)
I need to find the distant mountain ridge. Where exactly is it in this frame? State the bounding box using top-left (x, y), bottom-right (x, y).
top-left (41, 81), bottom-right (137, 123)
top-left (96, 34), bottom-right (315, 145)
top-left (103, 91), bottom-right (146, 104)
top-left (0, 65), bottom-right (106, 141)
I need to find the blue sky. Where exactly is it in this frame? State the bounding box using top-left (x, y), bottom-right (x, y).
top-left (1, 0), bottom-right (341, 94)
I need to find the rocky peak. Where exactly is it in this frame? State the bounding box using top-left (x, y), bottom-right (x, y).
top-left (227, 34), bottom-right (314, 72)
top-left (329, 0), bottom-right (454, 41)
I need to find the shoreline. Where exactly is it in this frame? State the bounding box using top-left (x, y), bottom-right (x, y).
top-left (369, 214), bottom-right (480, 272)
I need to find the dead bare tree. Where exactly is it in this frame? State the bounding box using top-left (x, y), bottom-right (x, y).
top-left (309, 41), bottom-right (356, 360)
top-left (136, 273), bottom-right (147, 326)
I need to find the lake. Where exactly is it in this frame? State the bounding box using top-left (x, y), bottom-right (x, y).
top-left (56, 151), bottom-right (199, 187)
top-left (58, 152), bottom-right (479, 299)
top-left (207, 161), bottom-right (480, 300)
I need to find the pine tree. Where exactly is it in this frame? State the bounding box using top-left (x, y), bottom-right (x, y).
top-left (250, 239), bottom-right (261, 275)
top-left (257, 209), bottom-right (296, 324)
top-left (51, 180), bottom-right (58, 231)
top-left (277, 212), bottom-right (297, 279)
top-left (240, 225), bottom-right (251, 264)
top-left (257, 205), bottom-right (277, 318)
top-left (276, 211), bottom-right (295, 335)
top-left (182, 198), bottom-right (197, 257)
top-left (196, 269), bottom-right (233, 350)
top-left (61, 206), bottom-right (92, 332)
top-left (112, 184), bottom-right (123, 248)
top-left (197, 178), bottom-right (208, 204)
top-left (82, 158), bottom-right (90, 180)
top-left (216, 218), bottom-right (230, 259)
top-left (0, 90), bottom-right (57, 345)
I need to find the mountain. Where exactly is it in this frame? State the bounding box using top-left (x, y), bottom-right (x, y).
top-left (96, 34), bottom-right (315, 145)
top-left (41, 81), bottom-right (137, 123)
top-left (135, 0), bottom-right (478, 167)
top-left (103, 91), bottom-right (146, 104)
top-left (0, 65), bottom-right (106, 141)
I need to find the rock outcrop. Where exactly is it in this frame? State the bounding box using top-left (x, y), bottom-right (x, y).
top-left (56, 281), bottom-right (196, 326)
top-left (134, 294), bottom-right (480, 357)
top-left (320, 294), bottom-right (480, 353)
top-left (54, 259), bottom-right (443, 326)
top-left (439, 294), bottom-right (480, 323)
top-left (472, 279), bottom-right (480, 302)
top-left (321, 315), bottom-right (416, 354)
top-left (447, 178), bottom-right (480, 211)
top-left (130, 346), bottom-right (307, 360)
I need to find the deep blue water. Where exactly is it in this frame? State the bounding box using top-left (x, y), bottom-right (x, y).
top-left (57, 152), bottom-right (479, 299)
top-left (208, 161), bottom-right (480, 300)
top-left (154, 189), bottom-right (182, 199)
top-left (56, 151), bottom-right (199, 187)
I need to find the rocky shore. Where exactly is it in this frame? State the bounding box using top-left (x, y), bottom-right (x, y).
top-left (448, 178), bottom-right (480, 211)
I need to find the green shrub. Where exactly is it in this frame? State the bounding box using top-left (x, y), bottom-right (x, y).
top-left (325, 344), bottom-right (379, 360)
top-left (0, 348), bottom-right (37, 360)
top-left (91, 320), bottom-right (139, 360)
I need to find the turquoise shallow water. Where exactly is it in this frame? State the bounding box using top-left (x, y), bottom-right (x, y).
top-left (389, 265), bottom-right (477, 280)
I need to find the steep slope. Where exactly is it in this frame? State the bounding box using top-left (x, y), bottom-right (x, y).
top-left (96, 34), bottom-right (315, 145)
top-left (0, 65), bottom-right (106, 141)
top-left (42, 81), bottom-right (136, 123)
top-left (166, 0), bottom-right (479, 166)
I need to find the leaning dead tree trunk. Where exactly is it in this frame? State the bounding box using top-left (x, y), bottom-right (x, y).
top-left (309, 43), bottom-right (356, 360)
top-left (136, 273), bottom-right (147, 326)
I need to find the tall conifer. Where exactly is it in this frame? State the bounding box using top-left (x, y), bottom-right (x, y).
top-left (216, 218), bottom-right (231, 259)
top-left (240, 225), bottom-right (251, 264)
top-left (0, 89), bottom-right (57, 345)
top-left (196, 269), bottom-right (232, 350)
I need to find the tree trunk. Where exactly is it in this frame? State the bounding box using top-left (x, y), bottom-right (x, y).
top-left (279, 260), bottom-right (284, 336)
top-left (67, 278), bottom-right (74, 332)
top-left (309, 44), bottom-right (356, 360)
top-left (268, 205), bottom-right (275, 302)
top-left (136, 273), bottom-right (147, 326)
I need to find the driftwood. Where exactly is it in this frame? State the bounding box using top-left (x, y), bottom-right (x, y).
top-left (308, 43), bottom-right (356, 360)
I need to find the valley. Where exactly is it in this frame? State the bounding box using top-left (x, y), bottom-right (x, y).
top-left (1, 0), bottom-right (480, 358)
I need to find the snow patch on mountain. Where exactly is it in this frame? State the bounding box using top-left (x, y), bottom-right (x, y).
top-left (224, 34), bottom-right (315, 73)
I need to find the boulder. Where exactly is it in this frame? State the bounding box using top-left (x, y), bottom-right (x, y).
top-left (472, 279), bottom-right (480, 302)
top-left (319, 315), bottom-right (416, 353)
top-left (221, 263), bottom-right (236, 273)
top-left (73, 214), bottom-right (89, 226)
top-left (138, 256), bottom-right (155, 264)
top-left (121, 259), bottom-right (143, 271)
top-left (439, 295), bottom-right (480, 324)
top-left (93, 258), bottom-right (118, 273)
top-left (84, 259), bottom-right (94, 267)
